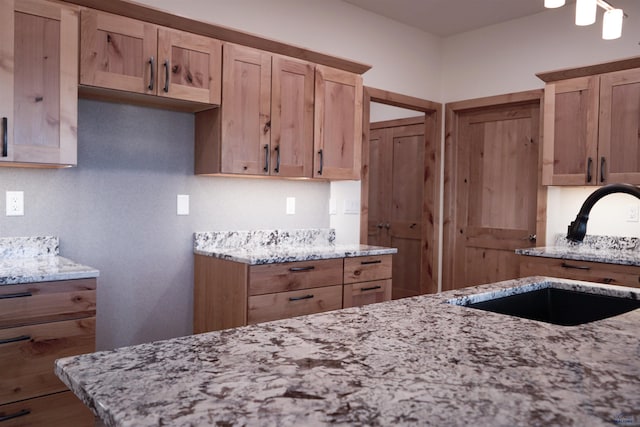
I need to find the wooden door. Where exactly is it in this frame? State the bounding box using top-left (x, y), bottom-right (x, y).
top-left (444, 93), bottom-right (543, 290)
top-left (314, 65), bottom-right (362, 180)
top-left (368, 118), bottom-right (429, 299)
top-left (0, 0), bottom-right (78, 166)
top-left (157, 27), bottom-right (221, 104)
top-left (599, 68), bottom-right (640, 185)
top-left (270, 56), bottom-right (314, 177)
top-left (80, 9), bottom-right (157, 95)
top-left (220, 44), bottom-right (271, 175)
top-left (542, 76), bottom-right (599, 185)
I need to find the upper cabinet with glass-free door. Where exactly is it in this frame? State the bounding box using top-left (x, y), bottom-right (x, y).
top-left (80, 9), bottom-right (221, 106)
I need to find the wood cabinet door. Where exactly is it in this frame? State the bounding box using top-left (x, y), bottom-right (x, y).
top-left (599, 68), bottom-right (640, 185)
top-left (157, 28), bottom-right (221, 104)
top-left (0, 0), bottom-right (78, 166)
top-left (270, 56), bottom-right (314, 177)
top-left (314, 65), bottom-right (362, 179)
top-left (0, 391), bottom-right (94, 427)
top-left (221, 44), bottom-right (271, 175)
top-left (542, 76), bottom-right (599, 185)
top-left (367, 127), bottom-right (392, 246)
top-left (80, 9), bottom-right (157, 95)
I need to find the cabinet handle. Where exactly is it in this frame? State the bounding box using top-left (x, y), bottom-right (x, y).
top-left (289, 266), bottom-right (315, 272)
top-left (2, 117), bottom-right (7, 157)
top-left (361, 285), bottom-right (382, 292)
top-left (384, 223), bottom-right (390, 230)
top-left (587, 157), bottom-right (593, 183)
top-left (317, 149), bottom-right (323, 175)
top-left (274, 146), bottom-right (280, 173)
top-left (263, 144), bottom-right (269, 172)
top-left (163, 60), bottom-right (170, 93)
top-left (0, 335), bottom-right (31, 345)
top-left (376, 223), bottom-right (383, 229)
top-left (0, 291), bottom-right (32, 300)
top-left (600, 157), bottom-right (606, 183)
top-left (561, 262), bottom-right (590, 271)
top-left (361, 260), bottom-right (382, 265)
top-left (289, 294), bottom-right (314, 302)
top-left (0, 409), bottom-right (30, 422)
top-left (148, 56), bottom-right (155, 91)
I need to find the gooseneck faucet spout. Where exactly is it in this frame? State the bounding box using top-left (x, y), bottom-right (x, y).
top-left (567, 183), bottom-right (640, 242)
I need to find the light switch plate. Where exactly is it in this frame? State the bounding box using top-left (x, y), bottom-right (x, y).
top-left (286, 197), bottom-right (296, 215)
top-left (343, 199), bottom-right (360, 215)
top-left (626, 204), bottom-right (639, 222)
top-left (6, 191), bottom-right (24, 216)
top-left (177, 194), bottom-right (189, 216)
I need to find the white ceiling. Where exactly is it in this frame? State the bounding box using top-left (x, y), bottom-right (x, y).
top-left (343, 0), bottom-right (553, 37)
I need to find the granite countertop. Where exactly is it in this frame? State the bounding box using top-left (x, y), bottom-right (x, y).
top-left (516, 234), bottom-right (640, 267)
top-left (0, 236), bottom-right (99, 285)
top-left (56, 276), bottom-right (640, 426)
top-left (194, 228), bottom-right (397, 264)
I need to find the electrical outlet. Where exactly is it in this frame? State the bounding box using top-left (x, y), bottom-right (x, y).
top-left (6, 191), bottom-right (24, 216)
top-left (286, 197), bottom-right (296, 215)
top-left (177, 194), bottom-right (189, 215)
top-left (626, 204), bottom-right (639, 222)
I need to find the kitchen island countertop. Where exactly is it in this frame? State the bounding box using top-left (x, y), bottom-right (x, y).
top-left (56, 276), bottom-right (640, 426)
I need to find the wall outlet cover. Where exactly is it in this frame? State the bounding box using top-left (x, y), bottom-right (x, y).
top-left (286, 197), bottom-right (296, 215)
top-left (177, 194), bottom-right (189, 216)
top-left (6, 191), bottom-right (24, 216)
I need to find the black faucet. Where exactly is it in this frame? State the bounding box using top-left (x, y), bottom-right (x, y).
top-left (566, 183), bottom-right (640, 242)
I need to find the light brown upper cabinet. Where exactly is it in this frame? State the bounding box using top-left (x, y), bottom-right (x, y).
top-left (541, 67), bottom-right (640, 186)
top-left (80, 9), bottom-right (221, 105)
top-left (314, 65), bottom-right (363, 180)
top-left (0, 0), bottom-right (78, 167)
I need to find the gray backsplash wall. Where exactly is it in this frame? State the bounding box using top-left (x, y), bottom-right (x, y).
top-left (0, 99), bottom-right (330, 350)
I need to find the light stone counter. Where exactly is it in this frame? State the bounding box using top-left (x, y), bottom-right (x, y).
top-left (56, 276), bottom-right (640, 427)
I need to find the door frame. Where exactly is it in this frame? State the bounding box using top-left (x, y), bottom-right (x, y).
top-left (442, 90), bottom-right (547, 292)
top-left (360, 87), bottom-right (442, 295)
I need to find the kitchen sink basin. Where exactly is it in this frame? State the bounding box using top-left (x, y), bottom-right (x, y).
top-left (451, 286), bottom-right (640, 326)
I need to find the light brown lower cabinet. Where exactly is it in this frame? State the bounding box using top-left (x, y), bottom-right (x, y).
top-left (519, 255), bottom-right (640, 288)
top-left (194, 254), bottom-right (393, 333)
top-left (0, 278), bottom-right (96, 427)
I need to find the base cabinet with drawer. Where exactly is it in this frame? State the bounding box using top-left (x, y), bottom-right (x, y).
top-left (194, 254), bottom-right (393, 333)
top-left (519, 255), bottom-right (640, 288)
top-left (0, 278), bottom-right (96, 427)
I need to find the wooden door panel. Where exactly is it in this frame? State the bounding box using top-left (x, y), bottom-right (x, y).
top-left (368, 128), bottom-right (391, 246)
top-left (464, 247), bottom-right (520, 288)
top-left (390, 236), bottom-right (421, 299)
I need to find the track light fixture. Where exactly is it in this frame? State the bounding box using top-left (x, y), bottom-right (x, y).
top-left (544, 0), bottom-right (625, 40)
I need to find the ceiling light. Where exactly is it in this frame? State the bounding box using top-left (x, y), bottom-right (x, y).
top-left (544, 0), bottom-right (566, 8)
top-left (576, 0), bottom-right (597, 26)
top-left (602, 8), bottom-right (623, 39)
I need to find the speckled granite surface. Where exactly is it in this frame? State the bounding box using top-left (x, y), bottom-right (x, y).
top-left (56, 276), bottom-right (640, 427)
top-left (0, 236), bottom-right (99, 285)
top-left (516, 234), bottom-right (640, 266)
top-left (194, 229), bottom-right (397, 264)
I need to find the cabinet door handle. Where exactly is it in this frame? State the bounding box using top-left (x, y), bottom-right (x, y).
top-left (0, 409), bottom-right (31, 422)
top-left (317, 149), bottom-right (323, 175)
top-left (0, 335), bottom-right (31, 345)
top-left (163, 60), bottom-right (170, 93)
top-left (148, 56), bottom-right (155, 91)
top-left (2, 117), bottom-right (7, 157)
top-left (263, 144), bottom-right (269, 172)
top-left (289, 266), bottom-right (315, 272)
top-left (360, 260), bottom-right (382, 265)
top-left (587, 157), bottom-right (593, 183)
top-left (600, 157), bottom-right (606, 183)
top-left (360, 285), bottom-right (382, 292)
top-left (0, 291), bottom-right (32, 300)
top-left (561, 262), bottom-right (590, 271)
top-left (274, 146), bottom-right (280, 173)
top-left (288, 294), bottom-right (314, 302)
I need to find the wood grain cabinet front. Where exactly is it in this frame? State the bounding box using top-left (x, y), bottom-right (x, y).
top-left (0, 278), bottom-right (96, 426)
top-left (80, 9), bottom-right (221, 106)
top-left (0, 0), bottom-right (78, 167)
top-left (343, 255), bottom-right (392, 308)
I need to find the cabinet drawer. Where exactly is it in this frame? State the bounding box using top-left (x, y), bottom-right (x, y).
top-left (248, 285), bottom-right (342, 324)
top-left (343, 279), bottom-right (392, 308)
top-left (0, 390), bottom-right (94, 427)
top-left (0, 279), bottom-right (96, 329)
top-left (0, 317), bottom-right (95, 405)
top-left (519, 256), bottom-right (640, 288)
top-left (249, 259), bottom-right (343, 296)
top-left (344, 255), bottom-right (392, 284)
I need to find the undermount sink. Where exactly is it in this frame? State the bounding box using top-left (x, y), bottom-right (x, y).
top-left (448, 283), bottom-right (640, 326)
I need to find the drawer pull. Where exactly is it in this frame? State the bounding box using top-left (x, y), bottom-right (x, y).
top-left (1, 117), bottom-right (7, 157)
top-left (0, 409), bottom-right (30, 422)
top-left (602, 278), bottom-right (614, 284)
top-left (360, 260), bottom-right (382, 265)
top-left (289, 266), bottom-right (315, 272)
top-left (0, 335), bottom-right (31, 345)
top-left (361, 285), bottom-right (382, 292)
top-left (288, 294), bottom-right (314, 302)
top-left (0, 291), bottom-right (32, 300)
top-left (561, 262), bottom-right (590, 271)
